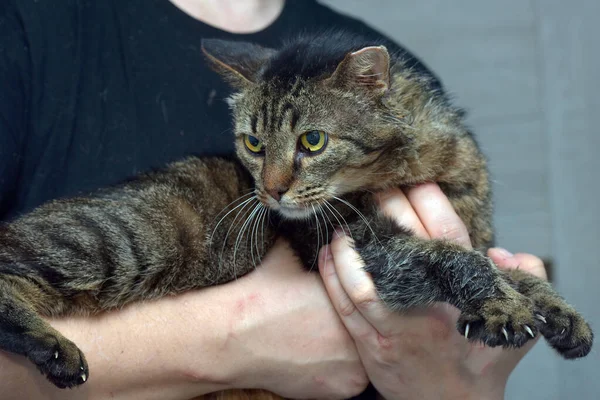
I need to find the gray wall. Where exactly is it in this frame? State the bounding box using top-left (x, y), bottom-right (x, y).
top-left (321, 1), bottom-right (600, 399)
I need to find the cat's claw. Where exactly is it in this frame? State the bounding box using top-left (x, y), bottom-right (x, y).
top-left (26, 334), bottom-right (89, 388)
top-left (535, 314), bottom-right (547, 323)
top-left (465, 323), bottom-right (470, 339)
top-left (525, 325), bottom-right (535, 338)
top-left (502, 327), bottom-right (509, 341)
top-left (531, 292), bottom-right (593, 359)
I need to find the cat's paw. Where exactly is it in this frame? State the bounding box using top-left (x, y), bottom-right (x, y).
top-left (26, 332), bottom-right (89, 388)
top-left (533, 294), bottom-right (593, 359)
top-left (457, 292), bottom-right (538, 348)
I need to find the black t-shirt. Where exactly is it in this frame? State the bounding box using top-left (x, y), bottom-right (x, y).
top-left (0, 2), bottom-right (442, 397)
top-left (0, 0), bottom-right (441, 221)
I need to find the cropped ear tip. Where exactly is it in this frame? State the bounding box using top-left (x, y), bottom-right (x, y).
top-left (350, 45), bottom-right (389, 57)
top-left (379, 46), bottom-right (390, 59)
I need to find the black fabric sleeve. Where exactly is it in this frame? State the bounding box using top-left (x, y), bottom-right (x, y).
top-left (0, 1), bottom-right (30, 218)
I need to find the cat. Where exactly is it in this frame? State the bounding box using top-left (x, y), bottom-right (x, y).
top-left (0, 31), bottom-right (593, 396)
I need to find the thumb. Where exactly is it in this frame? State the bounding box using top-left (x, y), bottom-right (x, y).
top-left (488, 248), bottom-right (548, 281)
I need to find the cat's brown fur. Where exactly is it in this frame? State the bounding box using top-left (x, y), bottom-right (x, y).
top-left (0, 32), bottom-right (592, 398)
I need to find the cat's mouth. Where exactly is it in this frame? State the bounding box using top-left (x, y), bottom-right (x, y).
top-left (258, 189), bottom-right (323, 220)
top-left (273, 204), bottom-right (315, 220)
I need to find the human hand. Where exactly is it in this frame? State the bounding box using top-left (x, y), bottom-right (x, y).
top-left (0, 237), bottom-right (366, 400)
top-left (222, 238), bottom-right (368, 399)
top-left (318, 183), bottom-right (546, 400)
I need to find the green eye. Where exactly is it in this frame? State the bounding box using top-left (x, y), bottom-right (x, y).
top-left (300, 130), bottom-right (327, 153)
top-left (244, 135), bottom-right (264, 154)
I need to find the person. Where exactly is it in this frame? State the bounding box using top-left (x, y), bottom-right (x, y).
top-left (0, 0), bottom-right (547, 398)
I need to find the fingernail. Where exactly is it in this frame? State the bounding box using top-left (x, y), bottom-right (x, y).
top-left (493, 247), bottom-right (514, 259)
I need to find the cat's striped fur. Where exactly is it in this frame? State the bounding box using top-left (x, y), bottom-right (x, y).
top-left (0, 32), bottom-right (592, 398)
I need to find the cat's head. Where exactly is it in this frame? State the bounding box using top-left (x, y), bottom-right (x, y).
top-left (202, 32), bottom-right (407, 220)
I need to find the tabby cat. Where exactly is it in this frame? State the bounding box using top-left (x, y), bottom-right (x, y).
top-left (0, 32), bottom-right (592, 395)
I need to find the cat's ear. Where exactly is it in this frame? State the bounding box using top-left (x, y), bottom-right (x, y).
top-left (327, 46), bottom-right (390, 95)
top-left (201, 39), bottom-right (275, 89)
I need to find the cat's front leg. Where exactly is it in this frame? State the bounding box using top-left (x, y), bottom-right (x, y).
top-left (350, 214), bottom-right (539, 349)
top-left (504, 268), bottom-right (593, 358)
top-left (0, 276), bottom-right (89, 388)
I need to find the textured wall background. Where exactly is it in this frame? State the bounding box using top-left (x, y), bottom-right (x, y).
top-left (321, 1), bottom-right (600, 398)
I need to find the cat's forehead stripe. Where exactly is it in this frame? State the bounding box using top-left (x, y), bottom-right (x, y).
top-left (277, 102), bottom-right (299, 131)
top-left (269, 100), bottom-right (278, 133)
top-left (251, 93), bottom-right (299, 134)
top-left (250, 114), bottom-right (258, 134)
top-left (289, 78), bottom-right (304, 98)
top-left (260, 102), bottom-right (269, 132)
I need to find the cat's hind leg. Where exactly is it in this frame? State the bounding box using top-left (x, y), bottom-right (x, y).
top-left (0, 275), bottom-right (89, 388)
top-left (504, 268), bottom-right (593, 359)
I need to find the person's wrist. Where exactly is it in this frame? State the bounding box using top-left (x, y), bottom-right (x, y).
top-left (162, 284), bottom-right (254, 393)
top-left (452, 373), bottom-right (506, 400)
top-left (187, 274), bottom-right (271, 392)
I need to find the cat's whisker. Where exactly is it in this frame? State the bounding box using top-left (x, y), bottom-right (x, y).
top-left (216, 197), bottom-right (256, 267)
top-left (311, 204), bottom-right (332, 271)
top-left (381, 112), bottom-right (414, 127)
top-left (210, 193), bottom-right (256, 244)
top-left (260, 208), bottom-right (269, 256)
top-left (320, 203), bottom-right (336, 247)
top-left (358, 72), bottom-right (384, 77)
top-left (212, 190), bottom-right (256, 222)
top-left (333, 196), bottom-right (390, 258)
top-left (252, 205), bottom-right (267, 265)
top-left (219, 198), bottom-right (257, 279)
top-left (309, 204), bottom-right (322, 272)
top-left (233, 202), bottom-right (262, 273)
top-left (311, 203), bottom-right (336, 275)
top-left (252, 206), bottom-right (264, 267)
top-left (332, 196), bottom-right (376, 237)
top-left (231, 202), bottom-right (259, 276)
top-left (218, 203), bottom-right (253, 279)
top-left (324, 200), bottom-right (353, 240)
top-left (248, 204), bottom-right (259, 269)
top-left (260, 207), bottom-right (270, 262)
top-left (251, 205), bottom-right (266, 268)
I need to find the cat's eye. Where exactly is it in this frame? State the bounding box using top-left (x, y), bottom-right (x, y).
top-left (244, 135), bottom-right (265, 154)
top-left (299, 130), bottom-right (328, 154)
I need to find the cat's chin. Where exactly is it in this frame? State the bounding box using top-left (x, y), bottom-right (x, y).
top-left (274, 205), bottom-right (314, 220)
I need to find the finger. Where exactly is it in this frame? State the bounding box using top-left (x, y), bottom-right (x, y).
top-left (328, 232), bottom-right (392, 330)
top-left (488, 248), bottom-right (548, 280)
top-left (375, 188), bottom-right (430, 239)
top-left (405, 183), bottom-right (472, 249)
top-left (318, 244), bottom-right (376, 340)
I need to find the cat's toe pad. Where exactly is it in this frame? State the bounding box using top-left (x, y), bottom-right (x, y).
top-left (457, 294), bottom-right (538, 348)
top-left (26, 333), bottom-right (89, 388)
top-left (533, 296), bottom-right (593, 359)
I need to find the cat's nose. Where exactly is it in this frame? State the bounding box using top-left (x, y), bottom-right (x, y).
top-left (266, 186), bottom-right (289, 202)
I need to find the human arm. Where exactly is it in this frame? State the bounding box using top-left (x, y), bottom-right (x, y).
top-left (0, 238), bottom-right (366, 400)
top-left (319, 184), bottom-right (546, 400)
